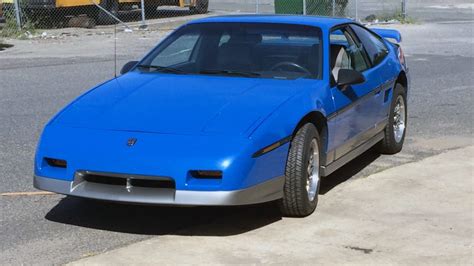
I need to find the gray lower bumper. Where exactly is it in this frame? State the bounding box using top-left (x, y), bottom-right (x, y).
top-left (33, 175), bottom-right (284, 206)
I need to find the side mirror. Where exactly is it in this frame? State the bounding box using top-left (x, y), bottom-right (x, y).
top-left (337, 69), bottom-right (366, 88)
top-left (120, 61), bottom-right (139, 75)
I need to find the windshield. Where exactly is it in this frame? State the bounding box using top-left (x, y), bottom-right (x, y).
top-left (139, 22), bottom-right (323, 80)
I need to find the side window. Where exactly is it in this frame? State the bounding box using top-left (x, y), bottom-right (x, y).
top-left (330, 27), bottom-right (369, 82)
top-left (151, 33), bottom-right (200, 67)
top-left (350, 24), bottom-right (388, 66)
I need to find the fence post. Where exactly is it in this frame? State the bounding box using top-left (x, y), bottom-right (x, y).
top-left (140, 0), bottom-right (147, 29)
top-left (401, 0), bottom-right (407, 19)
top-left (332, 0), bottom-right (335, 16)
top-left (303, 0), bottom-right (306, 15)
top-left (355, 0), bottom-right (358, 21)
top-left (13, 0), bottom-right (22, 30)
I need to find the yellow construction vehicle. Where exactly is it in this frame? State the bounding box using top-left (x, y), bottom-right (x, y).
top-left (1, 0), bottom-right (208, 25)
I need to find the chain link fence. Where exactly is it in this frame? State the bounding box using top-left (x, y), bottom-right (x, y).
top-left (0, 0), bottom-right (411, 38)
top-left (0, 0), bottom-right (209, 38)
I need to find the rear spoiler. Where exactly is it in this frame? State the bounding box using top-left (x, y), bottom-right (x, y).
top-left (370, 28), bottom-right (402, 43)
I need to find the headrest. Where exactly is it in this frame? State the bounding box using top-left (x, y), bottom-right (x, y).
top-left (330, 44), bottom-right (346, 67)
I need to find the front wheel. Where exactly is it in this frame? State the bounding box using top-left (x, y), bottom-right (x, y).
top-left (278, 123), bottom-right (321, 217)
top-left (377, 83), bottom-right (407, 154)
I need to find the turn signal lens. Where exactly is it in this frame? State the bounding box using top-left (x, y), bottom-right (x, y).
top-left (190, 170), bottom-right (222, 179)
top-left (45, 158), bottom-right (67, 168)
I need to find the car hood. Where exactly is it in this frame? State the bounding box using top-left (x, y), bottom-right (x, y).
top-left (53, 72), bottom-right (320, 136)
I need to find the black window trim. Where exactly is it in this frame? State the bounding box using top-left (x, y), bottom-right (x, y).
top-left (328, 23), bottom-right (372, 77)
top-left (348, 23), bottom-right (390, 68)
top-left (330, 22), bottom-right (393, 75)
top-left (344, 25), bottom-right (373, 69)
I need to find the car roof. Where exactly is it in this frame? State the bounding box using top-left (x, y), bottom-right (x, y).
top-left (187, 15), bottom-right (353, 30)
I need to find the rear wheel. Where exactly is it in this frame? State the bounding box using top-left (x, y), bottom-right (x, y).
top-left (377, 84), bottom-right (407, 154)
top-left (278, 123), bottom-right (321, 217)
top-left (190, 0), bottom-right (208, 14)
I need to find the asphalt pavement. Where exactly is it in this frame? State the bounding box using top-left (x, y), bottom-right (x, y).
top-left (0, 15), bottom-right (473, 265)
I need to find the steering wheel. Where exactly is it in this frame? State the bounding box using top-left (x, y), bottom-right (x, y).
top-left (270, 61), bottom-right (311, 75)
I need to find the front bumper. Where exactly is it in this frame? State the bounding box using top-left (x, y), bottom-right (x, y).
top-left (34, 174), bottom-right (284, 206)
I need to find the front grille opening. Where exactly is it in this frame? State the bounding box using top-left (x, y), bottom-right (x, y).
top-left (81, 173), bottom-right (175, 189)
top-left (45, 158), bottom-right (67, 168)
top-left (130, 179), bottom-right (175, 189)
top-left (83, 174), bottom-right (126, 186)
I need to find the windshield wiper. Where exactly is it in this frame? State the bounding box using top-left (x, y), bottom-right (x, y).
top-left (137, 65), bottom-right (185, 74)
top-left (199, 69), bottom-right (260, 78)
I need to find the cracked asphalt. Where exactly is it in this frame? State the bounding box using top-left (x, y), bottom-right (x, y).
top-left (0, 12), bottom-right (473, 265)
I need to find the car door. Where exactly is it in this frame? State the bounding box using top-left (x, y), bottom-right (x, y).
top-left (329, 26), bottom-right (383, 160)
top-left (349, 24), bottom-right (394, 127)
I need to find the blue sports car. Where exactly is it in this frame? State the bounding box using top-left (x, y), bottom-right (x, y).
top-left (34, 15), bottom-right (409, 217)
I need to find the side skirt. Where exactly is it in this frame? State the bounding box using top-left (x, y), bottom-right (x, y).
top-left (321, 131), bottom-right (384, 176)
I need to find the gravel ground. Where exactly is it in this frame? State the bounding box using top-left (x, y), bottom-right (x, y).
top-left (0, 16), bottom-right (472, 265)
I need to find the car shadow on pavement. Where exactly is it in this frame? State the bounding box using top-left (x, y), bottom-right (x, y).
top-left (320, 147), bottom-right (380, 195)
top-left (45, 197), bottom-right (282, 236)
top-left (45, 148), bottom-right (380, 236)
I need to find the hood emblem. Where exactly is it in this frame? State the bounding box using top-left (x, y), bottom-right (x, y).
top-left (127, 138), bottom-right (137, 147)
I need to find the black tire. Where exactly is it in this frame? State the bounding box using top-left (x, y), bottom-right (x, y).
top-left (97, 0), bottom-right (119, 25)
top-left (377, 83), bottom-right (407, 154)
top-left (190, 0), bottom-right (208, 14)
top-left (278, 123), bottom-right (321, 217)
